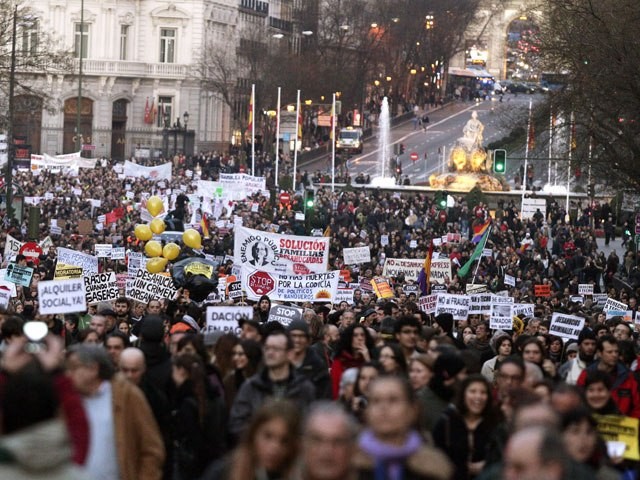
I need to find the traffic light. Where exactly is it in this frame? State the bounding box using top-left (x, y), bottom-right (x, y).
top-left (493, 149), bottom-right (506, 174)
top-left (399, 143), bottom-right (405, 154)
top-left (305, 190), bottom-right (315, 209)
top-left (587, 184), bottom-right (595, 197)
top-left (435, 191), bottom-right (447, 210)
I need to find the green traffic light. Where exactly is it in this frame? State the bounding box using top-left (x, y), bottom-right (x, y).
top-left (493, 149), bottom-right (507, 174)
top-left (306, 199), bottom-right (314, 208)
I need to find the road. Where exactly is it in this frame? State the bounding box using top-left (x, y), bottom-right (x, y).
top-left (301, 94), bottom-right (537, 185)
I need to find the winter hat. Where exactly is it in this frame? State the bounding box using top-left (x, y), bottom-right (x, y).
top-left (566, 343), bottom-right (579, 354)
top-left (435, 313), bottom-right (454, 334)
top-left (139, 316), bottom-right (165, 343)
top-left (578, 327), bottom-right (596, 345)
top-left (287, 319), bottom-right (310, 337)
top-left (433, 352), bottom-right (466, 381)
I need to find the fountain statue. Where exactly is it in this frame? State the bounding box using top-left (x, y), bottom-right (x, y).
top-left (429, 111), bottom-right (509, 191)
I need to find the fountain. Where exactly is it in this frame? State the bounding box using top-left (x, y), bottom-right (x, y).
top-left (371, 97), bottom-right (396, 187)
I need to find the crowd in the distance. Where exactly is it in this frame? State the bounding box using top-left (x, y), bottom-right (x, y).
top-left (0, 159), bottom-right (638, 480)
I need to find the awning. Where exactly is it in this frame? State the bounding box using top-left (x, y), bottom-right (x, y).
top-left (448, 67), bottom-right (494, 78)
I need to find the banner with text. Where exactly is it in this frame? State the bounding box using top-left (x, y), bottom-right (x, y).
top-left (38, 278), bottom-right (87, 315)
top-left (84, 272), bottom-right (119, 305)
top-left (435, 294), bottom-right (470, 321)
top-left (382, 258), bottom-right (423, 281)
top-left (126, 270), bottom-right (178, 303)
top-left (241, 267), bottom-right (339, 303)
top-left (205, 306), bottom-right (253, 335)
top-left (343, 246), bottom-right (371, 265)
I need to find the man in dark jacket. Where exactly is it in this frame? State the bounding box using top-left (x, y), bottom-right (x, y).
top-left (137, 315), bottom-right (172, 396)
top-left (229, 330), bottom-right (316, 439)
top-left (287, 319), bottom-right (332, 399)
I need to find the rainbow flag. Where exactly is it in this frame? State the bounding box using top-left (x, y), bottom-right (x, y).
top-left (200, 212), bottom-right (210, 239)
top-left (472, 220), bottom-right (491, 243)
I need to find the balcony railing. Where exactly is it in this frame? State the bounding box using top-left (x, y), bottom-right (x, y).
top-left (77, 59), bottom-right (189, 78)
top-left (239, 0), bottom-right (269, 16)
top-left (269, 16), bottom-right (293, 33)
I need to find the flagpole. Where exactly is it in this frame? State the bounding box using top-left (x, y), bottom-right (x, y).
top-left (566, 111), bottom-right (573, 221)
top-left (251, 83), bottom-right (256, 176)
top-left (548, 109), bottom-right (553, 185)
top-left (293, 89), bottom-right (300, 191)
top-left (275, 87), bottom-right (281, 187)
top-left (520, 100), bottom-right (532, 219)
top-left (331, 93), bottom-right (336, 192)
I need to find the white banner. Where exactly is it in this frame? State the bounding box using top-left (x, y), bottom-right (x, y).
top-left (418, 294), bottom-right (438, 314)
top-left (57, 247), bottom-right (99, 275)
top-left (435, 293), bottom-right (470, 321)
top-left (30, 152), bottom-right (96, 171)
top-left (219, 173), bottom-right (266, 199)
top-left (123, 160), bottom-right (172, 181)
top-left (335, 288), bottom-right (354, 305)
top-left (241, 267), bottom-right (340, 303)
top-left (578, 284), bottom-right (594, 295)
top-left (234, 226), bottom-right (330, 274)
top-left (84, 272), bottom-right (119, 305)
top-left (490, 303), bottom-right (513, 330)
top-left (513, 303), bottom-right (535, 318)
top-left (94, 244), bottom-right (113, 258)
top-left (604, 298), bottom-right (628, 312)
top-left (343, 246), bottom-right (371, 265)
top-left (504, 274), bottom-right (516, 287)
top-left (550, 312), bottom-right (585, 340)
top-left (429, 259), bottom-right (452, 285)
top-left (126, 270), bottom-right (178, 303)
top-left (204, 306), bottom-right (253, 335)
top-left (469, 293), bottom-right (493, 315)
top-left (38, 279), bottom-right (87, 315)
top-left (382, 258), bottom-right (423, 281)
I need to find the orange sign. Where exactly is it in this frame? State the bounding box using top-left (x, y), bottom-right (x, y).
top-left (535, 284), bottom-right (551, 297)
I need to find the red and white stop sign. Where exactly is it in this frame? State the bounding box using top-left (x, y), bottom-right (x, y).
top-left (410, 152), bottom-right (419, 161)
top-left (438, 210), bottom-right (448, 223)
top-left (247, 270), bottom-right (275, 297)
top-left (19, 242), bottom-right (43, 265)
top-left (279, 192), bottom-right (291, 206)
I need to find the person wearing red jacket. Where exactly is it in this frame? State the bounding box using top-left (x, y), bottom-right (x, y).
top-left (577, 335), bottom-right (640, 418)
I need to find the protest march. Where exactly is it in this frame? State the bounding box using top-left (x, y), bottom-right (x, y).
top-left (0, 157), bottom-right (639, 480)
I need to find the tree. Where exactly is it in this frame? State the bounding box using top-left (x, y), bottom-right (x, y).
top-left (538, 0), bottom-right (640, 188)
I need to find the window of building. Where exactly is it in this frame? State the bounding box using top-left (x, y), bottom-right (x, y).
top-left (74, 23), bottom-right (89, 59)
top-left (21, 20), bottom-right (38, 56)
top-left (158, 96), bottom-right (173, 127)
top-left (159, 28), bottom-right (176, 63)
top-left (119, 25), bottom-right (129, 60)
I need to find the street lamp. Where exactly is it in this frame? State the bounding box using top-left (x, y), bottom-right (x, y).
top-left (182, 111), bottom-right (189, 153)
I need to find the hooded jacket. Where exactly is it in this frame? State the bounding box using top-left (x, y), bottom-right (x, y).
top-left (577, 362), bottom-right (640, 418)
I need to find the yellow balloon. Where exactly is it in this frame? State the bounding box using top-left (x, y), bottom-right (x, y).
top-left (144, 240), bottom-right (163, 257)
top-left (147, 196), bottom-right (164, 217)
top-left (182, 229), bottom-right (202, 249)
top-left (162, 242), bottom-right (181, 261)
top-left (134, 224), bottom-right (153, 241)
top-left (150, 218), bottom-right (166, 235)
top-left (146, 257), bottom-right (168, 274)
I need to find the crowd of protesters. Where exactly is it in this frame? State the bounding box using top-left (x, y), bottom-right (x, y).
top-left (0, 159), bottom-right (639, 480)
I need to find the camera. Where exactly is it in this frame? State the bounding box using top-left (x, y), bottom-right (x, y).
top-left (23, 321), bottom-right (48, 353)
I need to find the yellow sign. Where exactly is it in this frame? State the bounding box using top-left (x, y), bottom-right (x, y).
top-left (594, 414), bottom-right (640, 461)
top-left (370, 276), bottom-right (394, 299)
top-left (184, 262), bottom-right (213, 279)
top-left (54, 263), bottom-right (84, 280)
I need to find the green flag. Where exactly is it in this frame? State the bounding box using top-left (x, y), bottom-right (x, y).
top-left (458, 225), bottom-right (490, 278)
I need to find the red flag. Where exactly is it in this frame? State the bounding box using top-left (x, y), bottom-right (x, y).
top-left (113, 207), bottom-right (125, 219)
top-left (144, 98), bottom-right (151, 124)
top-left (200, 212), bottom-right (210, 239)
top-left (105, 211), bottom-right (117, 225)
top-left (247, 90), bottom-right (254, 132)
top-left (150, 98), bottom-right (156, 124)
top-left (298, 112), bottom-right (303, 139)
top-left (528, 123), bottom-right (535, 150)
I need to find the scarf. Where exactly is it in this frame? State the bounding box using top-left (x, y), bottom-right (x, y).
top-left (359, 429), bottom-right (422, 480)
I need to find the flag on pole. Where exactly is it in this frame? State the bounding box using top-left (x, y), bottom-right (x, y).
top-left (418, 240), bottom-right (434, 295)
top-left (472, 219), bottom-right (491, 243)
top-left (298, 111), bottom-right (303, 140)
top-left (150, 98), bottom-right (156, 124)
top-left (144, 98), bottom-right (151, 124)
top-left (158, 101), bottom-right (164, 127)
top-left (570, 119), bottom-right (577, 151)
top-left (528, 122), bottom-right (535, 150)
top-left (458, 223), bottom-right (491, 278)
top-left (200, 212), bottom-right (210, 239)
top-left (247, 89), bottom-right (254, 132)
top-left (329, 104), bottom-right (335, 140)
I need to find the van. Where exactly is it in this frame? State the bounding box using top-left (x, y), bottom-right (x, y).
top-left (336, 126), bottom-right (363, 154)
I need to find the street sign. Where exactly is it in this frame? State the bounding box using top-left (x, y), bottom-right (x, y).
top-left (82, 144), bottom-right (96, 151)
top-left (247, 270), bottom-right (275, 297)
top-left (279, 192), bottom-right (291, 206)
top-left (410, 152), bottom-right (419, 161)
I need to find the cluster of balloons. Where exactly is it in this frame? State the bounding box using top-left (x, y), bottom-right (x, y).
top-left (133, 196), bottom-right (204, 274)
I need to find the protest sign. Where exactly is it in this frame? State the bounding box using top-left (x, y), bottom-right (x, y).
top-left (549, 312), bottom-right (585, 340)
top-left (343, 246), bottom-right (371, 265)
top-left (123, 160), bottom-right (172, 181)
top-left (57, 247), bottom-right (98, 274)
top-left (127, 252), bottom-right (145, 278)
top-left (126, 270), bottom-right (178, 303)
top-left (513, 304), bottom-right (535, 318)
top-left (0, 289), bottom-right (10, 309)
top-left (4, 234), bottom-right (23, 260)
top-left (504, 274), bottom-right (516, 287)
top-left (418, 294), bottom-right (438, 314)
top-left (269, 304), bottom-right (304, 327)
top-left (38, 278), bottom-right (86, 315)
top-left (111, 247), bottom-right (126, 260)
top-left (204, 306), bottom-right (253, 335)
top-left (604, 298), bottom-right (628, 313)
top-left (0, 279), bottom-right (16, 297)
top-left (382, 258), bottom-right (423, 281)
top-left (435, 294), bottom-right (470, 321)
top-left (469, 293), bottom-right (493, 315)
top-left (335, 288), bottom-right (354, 305)
top-left (466, 284), bottom-right (488, 294)
top-left (594, 415), bottom-right (640, 461)
top-left (84, 272), bottom-right (119, 305)
top-left (429, 259), bottom-right (452, 285)
top-left (371, 276), bottom-right (395, 299)
top-left (482, 248), bottom-right (493, 258)
top-left (402, 284), bottom-right (420, 296)
top-left (534, 284), bottom-right (551, 297)
top-left (234, 226), bottom-right (330, 274)
top-left (380, 235), bottom-right (389, 247)
top-left (578, 284), bottom-right (594, 295)
top-left (432, 284), bottom-right (447, 293)
top-left (4, 263), bottom-right (33, 287)
top-left (570, 295), bottom-right (585, 304)
top-left (219, 173), bottom-right (266, 199)
top-left (241, 267), bottom-right (340, 303)
top-left (227, 281), bottom-right (244, 300)
top-left (593, 293), bottom-right (608, 306)
top-left (447, 233), bottom-right (461, 243)
top-left (94, 244), bottom-right (112, 258)
top-left (490, 303), bottom-right (513, 330)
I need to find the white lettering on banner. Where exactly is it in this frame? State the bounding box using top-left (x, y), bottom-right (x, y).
top-left (204, 306), bottom-right (253, 335)
top-left (435, 294), bottom-right (470, 321)
top-left (429, 259), bottom-right (451, 284)
top-left (57, 247), bottom-right (99, 275)
top-left (550, 313), bottom-right (585, 340)
top-left (490, 303), bottom-right (513, 330)
top-left (469, 294), bottom-right (493, 314)
top-left (227, 281), bottom-right (244, 300)
top-left (269, 304), bottom-right (303, 327)
top-left (513, 304), bottom-right (535, 318)
top-left (578, 284), bottom-right (594, 295)
top-left (343, 246), bottom-right (371, 265)
top-left (521, 198), bottom-right (547, 220)
top-left (123, 160), bottom-right (172, 181)
top-left (218, 173), bottom-right (266, 200)
top-left (604, 298), bottom-right (628, 313)
top-left (335, 288), bottom-right (354, 305)
top-left (234, 226), bottom-right (330, 274)
top-left (94, 244), bottom-right (112, 258)
top-left (382, 258), bottom-right (423, 281)
top-left (504, 274), bottom-right (516, 287)
top-left (241, 266), bottom-right (340, 303)
top-left (418, 294), bottom-right (438, 314)
top-left (38, 279), bottom-right (87, 315)
top-left (84, 272), bottom-right (119, 305)
top-left (125, 270), bottom-right (178, 303)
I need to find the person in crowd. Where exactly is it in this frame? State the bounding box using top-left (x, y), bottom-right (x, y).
top-left (77, 328), bottom-right (101, 344)
top-left (287, 319), bottom-right (332, 399)
top-left (229, 330), bottom-right (316, 439)
top-left (421, 350), bottom-right (467, 432)
top-left (223, 339), bottom-right (263, 409)
top-left (65, 344), bottom-right (165, 480)
top-left (350, 362), bottom-right (382, 421)
top-left (409, 354), bottom-right (434, 392)
top-left (137, 315), bottom-right (173, 396)
top-left (353, 375), bottom-right (453, 479)
top-left (378, 342), bottom-right (408, 376)
top-left (201, 400), bottom-right (301, 480)
top-left (330, 323), bottom-right (375, 399)
top-left (310, 323), bottom-right (339, 369)
top-left (105, 331), bottom-right (129, 367)
top-left (393, 315), bottom-right (422, 364)
top-left (338, 367), bottom-right (359, 411)
top-left (433, 374), bottom-right (498, 479)
top-left (558, 328), bottom-right (597, 384)
top-left (493, 356), bottom-right (526, 404)
top-left (481, 334), bottom-right (512, 382)
top-left (582, 370), bottom-right (621, 415)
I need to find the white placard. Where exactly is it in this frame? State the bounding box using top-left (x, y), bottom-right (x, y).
top-left (490, 303), bottom-right (513, 330)
top-left (38, 278), bottom-right (87, 314)
top-left (204, 306), bottom-right (254, 335)
top-left (418, 294), bottom-right (438, 314)
top-left (126, 269), bottom-right (178, 303)
top-left (241, 267), bottom-right (340, 303)
top-left (94, 244), bottom-right (112, 258)
top-left (0, 289), bottom-right (10, 308)
top-left (84, 272), bottom-right (119, 305)
top-left (429, 259), bottom-right (452, 285)
top-left (382, 258), bottom-right (423, 281)
top-left (513, 304), bottom-right (535, 318)
top-left (380, 235), bottom-right (389, 247)
top-left (57, 247), bottom-right (99, 274)
top-left (335, 288), bottom-right (354, 305)
top-left (549, 312), bottom-right (585, 340)
top-left (469, 293), bottom-right (493, 315)
top-left (504, 274), bottom-right (516, 287)
top-left (343, 246), bottom-right (371, 265)
top-left (435, 293), bottom-right (470, 321)
top-left (578, 284), bottom-right (594, 295)
top-left (111, 247), bottom-right (126, 260)
top-left (604, 298), bottom-right (628, 313)
top-left (482, 248), bottom-right (493, 257)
